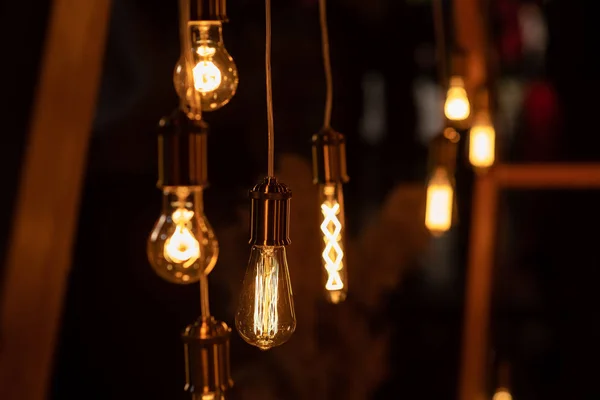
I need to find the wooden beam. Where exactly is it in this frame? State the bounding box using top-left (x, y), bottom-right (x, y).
top-left (495, 163), bottom-right (600, 189)
top-left (459, 172), bottom-right (498, 400)
top-left (0, 0), bottom-right (111, 399)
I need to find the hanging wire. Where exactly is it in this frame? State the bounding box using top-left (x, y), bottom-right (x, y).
top-left (318, 0), bottom-right (333, 128)
top-left (179, 0), bottom-right (201, 118)
top-left (265, 0), bottom-right (275, 177)
top-left (432, 0), bottom-right (448, 87)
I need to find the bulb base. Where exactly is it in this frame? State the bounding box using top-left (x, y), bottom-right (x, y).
top-left (190, 0), bottom-right (228, 22)
top-left (311, 128), bottom-right (349, 185)
top-left (182, 317), bottom-right (234, 396)
top-left (157, 109), bottom-right (209, 188)
top-left (249, 177), bottom-right (292, 246)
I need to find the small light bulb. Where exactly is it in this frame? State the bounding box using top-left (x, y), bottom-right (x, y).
top-left (425, 167), bottom-right (454, 236)
top-left (319, 183), bottom-right (348, 304)
top-left (235, 245), bottom-right (296, 350)
top-left (174, 21), bottom-right (239, 111)
top-left (469, 111), bottom-right (496, 168)
top-left (148, 187), bottom-right (218, 284)
top-left (493, 388), bottom-right (513, 400)
top-left (444, 76), bottom-right (471, 121)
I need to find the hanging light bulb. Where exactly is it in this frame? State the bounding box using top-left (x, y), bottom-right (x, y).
top-left (444, 76), bottom-right (471, 121)
top-left (312, 128), bottom-right (350, 304)
top-left (174, 21), bottom-right (238, 111)
top-left (425, 166), bottom-right (454, 236)
top-left (235, 178), bottom-right (296, 350)
top-left (147, 110), bottom-right (218, 284)
top-left (174, 0), bottom-right (238, 112)
top-left (469, 109), bottom-right (496, 169)
top-left (492, 387), bottom-right (513, 400)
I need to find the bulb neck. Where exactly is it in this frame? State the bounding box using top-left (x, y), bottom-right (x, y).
top-left (249, 177), bottom-right (292, 246)
top-left (162, 187), bottom-right (204, 213)
top-left (311, 128), bottom-right (349, 185)
top-left (182, 317), bottom-right (233, 396)
top-left (157, 109), bottom-right (209, 188)
top-left (189, 0), bottom-right (228, 22)
top-left (191, 21), bottom-right (224, 46)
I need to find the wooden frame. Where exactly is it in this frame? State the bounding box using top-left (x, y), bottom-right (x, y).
top-left (0, 1), bottom-right (112, 399)
top-left (458, 163), bottom-right (600, 400)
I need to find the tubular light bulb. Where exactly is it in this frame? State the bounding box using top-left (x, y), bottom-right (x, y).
top-left (493, 388), bottom-right (513, 400)
top-left (469, 111), bottom-right (496, 168)
top-left (319, 183), bottom-right (348, 304)
top-left (174, 21), bottom-right (239, 111)
top-left (147, 187), bottom-right (218, 284)
top-left (425, 167), bottom-right (454, 236)
top-left (444, 76), bottom-right (471, 121)
top-left (235, 245), bottom-right (296, 350)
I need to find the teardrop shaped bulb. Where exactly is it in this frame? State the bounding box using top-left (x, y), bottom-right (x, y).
top-left (235, 245), bottom-right (296, 350)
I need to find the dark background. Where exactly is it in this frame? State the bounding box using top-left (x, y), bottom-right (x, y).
top-left (2, 0), bottom-right (600, 398)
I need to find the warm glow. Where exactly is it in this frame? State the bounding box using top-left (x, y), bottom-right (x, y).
top-left (444, 76), bottom-right (471, 121)
top-left (320, 187), bottom-right (345, 294)
top-left (425, 167), bottom-right (454, 235)
top-left (253, 247), bottom-right (280, 349)
top-left (469, 116), bottom-right (496, 168)
top-left (493, 388), bottom-right (513, 400)
top-left (164, 208), bottom-right (200, 268)
top-left (192, 61), bottom-right (222, 93)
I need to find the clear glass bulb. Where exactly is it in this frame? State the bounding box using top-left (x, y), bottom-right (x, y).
top-left (444, 76), bottom-right (471, 121)
top-left (235, 245), bottom-right (296, 350)
top-left (193, 393), bottom-right (224, 400)
top-left (492, 388), bottom-right (512, 400)
top-left (319, 183), bottom-right (348, 304)
top-left (147, 187), bottom-right (218, 284)
top-left (174, 21), bottom-right (238, 111)
top-left (469, 111), bottom-right (496, 168)
top-left (425, 167), bottom-right (454, 236)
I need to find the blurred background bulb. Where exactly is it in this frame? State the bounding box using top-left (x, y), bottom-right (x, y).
top-left (174, 21), bottom-right (238, 111)
top-left (147, 187), bottom-right (218, 284)
top-left (469, 111), bottom-right (496, 168)
top-left (444, 76), bottom-right (471, 121)
top-left (492, 388), bottom-right (513, 400)
top-left (319, 183), bottom-right (348, 304)
top-left (425, 167), bottom-right (454, 236)
top-left (235, 245), bottom-right (296, 350)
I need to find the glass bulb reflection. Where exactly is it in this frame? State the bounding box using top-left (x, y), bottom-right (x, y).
top-left (425, 167), bottom-right (454, 236)
top-left (174, 22), bottom-right (238, 111)
top-left (147, 187), bottom-right (218, 284)
top-left (235, 246), bottom-right (296, 350)
top-left (444, 76), bottom-right (471, 121)
top-left (319, 183), bottom-right (347, 304)
top-left (469, 111), bottom-right (496, 168)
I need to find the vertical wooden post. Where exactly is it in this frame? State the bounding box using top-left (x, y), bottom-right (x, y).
top-left (0, 0), bottom-right (112, 399)
top-left (458, 172), bottom-right (498, 400)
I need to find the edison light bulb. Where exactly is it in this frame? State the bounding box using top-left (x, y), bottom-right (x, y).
top-left (493, 388), bottom-right (513, 400)
top-left (174, 21), bottom-right (238, 111)
top-left (444, 76), bottom-right (471, 121)
top-left (235, 245), bottom-right (296, 350)
top-left (469, 111), bottom-right (496, 168)
top-left (147, 187), bottom-right (218, 284)
top-left (425, 167), bottom-right (454, 236)
top-left (319, 183), bottom-right (348, 304)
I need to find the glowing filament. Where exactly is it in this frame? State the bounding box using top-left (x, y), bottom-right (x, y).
top-left (469, 122), bottom-right (496, 168)
top-left (320, 201), bottom-right (344, 291)
top-left (164, 208), bottom-right (200, 268)
top-left (425, 168), bottom-right (454, 235)
top-left (493, 389), bottom-right (513, 400)
top-left (253, 248), bottom-right (280, 345)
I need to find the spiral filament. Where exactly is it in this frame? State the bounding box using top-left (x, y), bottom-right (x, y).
top-left (192, 45), bottom-right (222, 93)
top-left (320, 185), bottom-right (345, 293)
